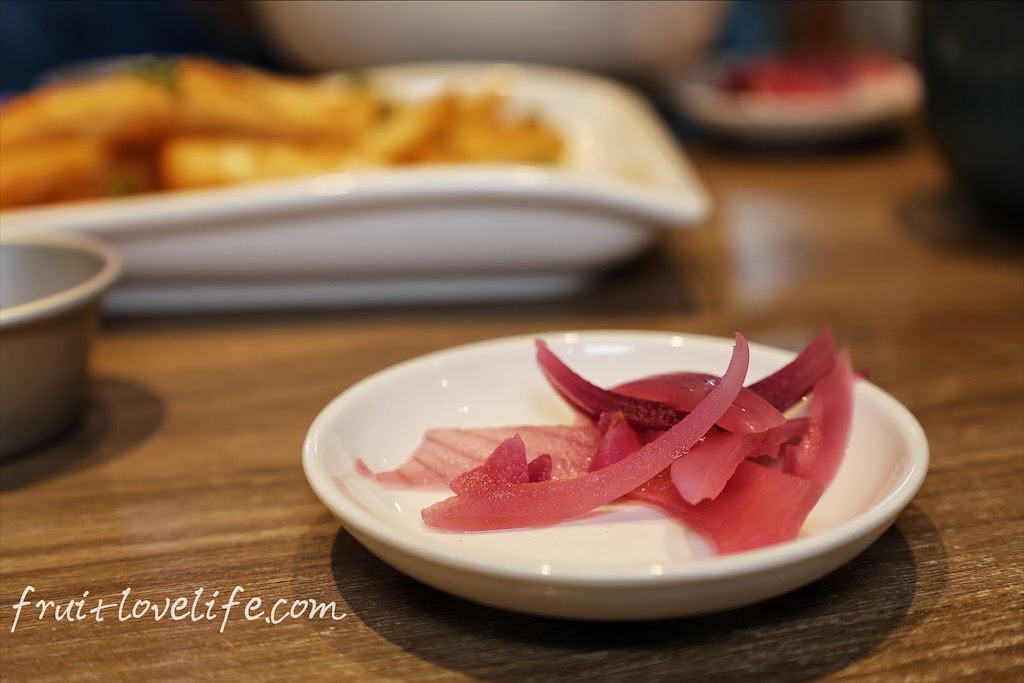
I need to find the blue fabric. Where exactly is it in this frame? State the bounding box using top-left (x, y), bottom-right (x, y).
top-left (0, 0), bottom-right (280, 94)
top-left (713, 0), bottom-right (786, 57)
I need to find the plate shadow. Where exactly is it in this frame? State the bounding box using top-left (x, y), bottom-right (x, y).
top-left (291, 505), bottom-right (947, 682)
top-left (0, 376), bottom-right (164, 490)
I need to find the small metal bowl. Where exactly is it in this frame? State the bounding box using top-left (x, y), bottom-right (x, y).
top-left (0, 232), bottom-right (122, 457)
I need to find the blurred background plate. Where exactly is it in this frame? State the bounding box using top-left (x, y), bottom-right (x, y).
top-left (251, 0), bottom-right (729, 83)
top-left (674, 54), bottom-right (922, 144)
top-left (0, 62), bottom-right (710, 314)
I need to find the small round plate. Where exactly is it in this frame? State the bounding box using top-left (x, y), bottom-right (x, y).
top-left (303, 331), bottom-right (928, 620)
top-left (673, 55), bottom-right (923, 144)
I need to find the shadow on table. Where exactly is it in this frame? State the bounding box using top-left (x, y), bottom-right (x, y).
top-left (0, 376), bottom-right (164, 491)
top-left (897, 187), bottom-right (1023, 258)
top-left (695, 127), bottom-right (914, 161)
top-left (299, 504), bottom-right (946, 683)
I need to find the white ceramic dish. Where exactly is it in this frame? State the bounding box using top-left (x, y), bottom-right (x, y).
top-left (303, 331), bottom-right (929, 620)
top-left (252, 1), bottom-right (729, 81)
top-left (0, 62), bottom-right (710, 314)
top-left (673, 57), bottom-right (922, 143)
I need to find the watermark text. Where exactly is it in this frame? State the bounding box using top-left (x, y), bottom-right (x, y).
top-left (9, 586), bottom-right (347, 633)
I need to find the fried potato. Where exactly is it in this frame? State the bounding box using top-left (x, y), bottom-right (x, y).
top-left (0, 75), bottom-right (176, 149)
top-left (0, 59), bottom-right (377, 150)
top-left (173, 60), bottom-right (379, 141)
top-left (158, 136), bottom-right (365, 190)
top-left (0, 57), bottom-right (565, 208)
top-left (0, 138), bottom-right (160, 208)
top-left (0, 138), bottom-right (109, 208)
top-left (406, 93), bottom-right (563, 164)
top-left (353, 95), bottom-right (454, 165)
top-left (159, 96), bottom-right (468, 189)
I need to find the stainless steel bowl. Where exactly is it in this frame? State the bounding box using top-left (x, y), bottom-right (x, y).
top-left (0, 232), bottom-right (122, 456)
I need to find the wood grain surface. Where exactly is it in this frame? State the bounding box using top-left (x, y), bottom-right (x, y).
top-left (1, 127), bottom-right (1021, 683)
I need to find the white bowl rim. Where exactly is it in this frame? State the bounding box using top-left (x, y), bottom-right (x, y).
top-left (0, 231), bottom-right (123, 328)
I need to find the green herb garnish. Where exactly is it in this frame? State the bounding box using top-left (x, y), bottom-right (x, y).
top-left (104, 172), bottom-right (138, 197)
top-left (375, 101), bottom-right (394, 121)
top-left (124, 56), bottom-right (178, 92)
top-left (346, 70), bottom-right (371, 89)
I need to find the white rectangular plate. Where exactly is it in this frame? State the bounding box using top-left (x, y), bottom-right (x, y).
top-left (0, 62), bottom-right (710, 313)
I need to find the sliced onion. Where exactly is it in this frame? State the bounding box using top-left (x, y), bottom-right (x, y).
top-left (421, 334), bottom-right (750, 531)
top-left (589, 412), bottom-right (643, 472)
top-left (614, 372), bottom-right (786, 433)
top-left (535, 340), bottom-right (683, 430)
top-left (630, 461), bottom-right (823, 554)
top-left (784, 348), bottom-right (855, 488)
top-left (749, 327), bottom-right (837, 411)
top-left (670, 417), bottom-right (809, 505)
top-left (527, 454), bottom-right (553, 483)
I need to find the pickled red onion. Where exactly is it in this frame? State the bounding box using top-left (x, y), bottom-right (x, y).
top-left (784, 348), bottom-right (855, 487)
top-left (669, 417), bottom-right (809, 505)
top-left (749, 327), bottom-right (837, 411)
top-left (535, 340), bottom-right (683, 430)
top-left (630, 463), bottom-right (823, 554)
top-left (421, 334), bottom-right (750, 531)
top-left (614, 372), bottom-right (785, 433)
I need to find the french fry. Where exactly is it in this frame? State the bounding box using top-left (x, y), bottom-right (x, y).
top-left (173, 59), bottom-right (379, 141)
top-left (0, 138), bottom-right (160, 209)
top-left (352, 94), bottom-right (454, 165)
top-left (0, 138), bottom-right (111, 208)
top-left (158, 136), bottom-right (364, 190)
top-left (402, 93), bottom-right (563, 164)
top-left (0, 57), bottom-right (565, 208)
top-left (0, 75), bottom-right (176, 149)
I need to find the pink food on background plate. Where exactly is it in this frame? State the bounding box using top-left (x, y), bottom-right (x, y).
top-left (719, 53), bottom-right (901, 96)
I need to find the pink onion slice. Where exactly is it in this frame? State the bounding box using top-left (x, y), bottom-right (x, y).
top-left (535, 340), bottom-right (683, 430)
top-left (613, 372), bottom-right (786, 433)
top-left (527, 454), bottom-right (553, 483)
top-left (421, 334), bottom-right (750, 532)
top-left (449, 432), bottom-right (530, 494)
top-left (669, 417), bottom-right (809, 505)
top-left (589, 412), bottom-right (643, 472)
top-left (749, 327), bottom-right (837, 411)
top-left (784, 347), bottom-right (855, 488)
top-left (685, 460), bottom-right (823, 553)
top-left (630, 461), bottom-right (823, 554)
top-left (448, 467), bottom-right (502, 496)
top-left (358, 424), bottom-right (600, 488)
top-left (448, 437), bottom-right (555, 492)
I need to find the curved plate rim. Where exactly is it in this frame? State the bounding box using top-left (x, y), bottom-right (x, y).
top-left (303, 330), bottom-right (929, 593)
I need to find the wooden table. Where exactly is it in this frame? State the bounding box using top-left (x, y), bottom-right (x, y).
top-left (2, 127), bottom-right (1021, 682)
